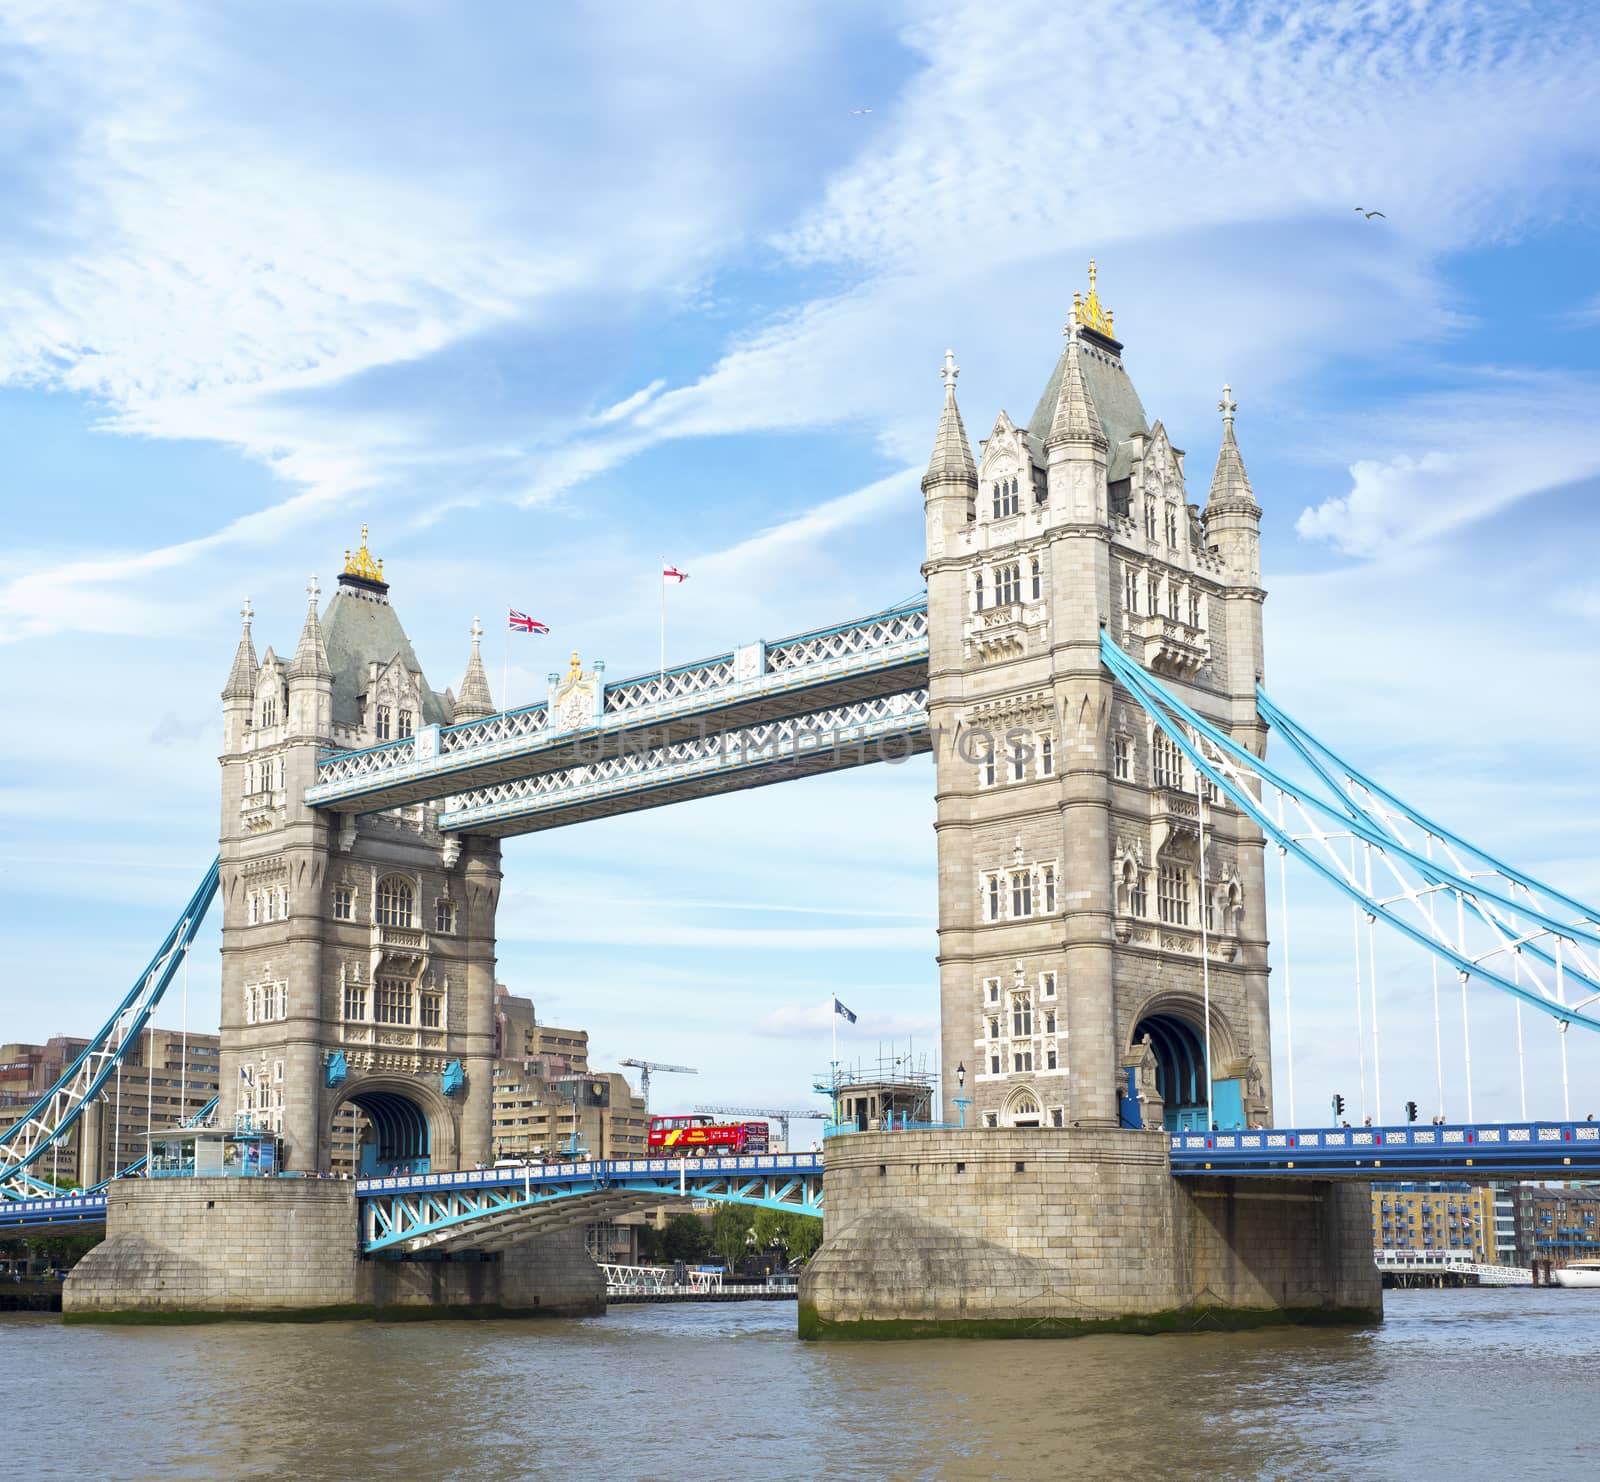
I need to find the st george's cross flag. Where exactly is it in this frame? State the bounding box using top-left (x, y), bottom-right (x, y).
top-left (662, 564), bottom-right (689, 583)
top-left (833, 997), bottom-right (858, 1024)
top-left (508, 609), bottom-right (549, 634)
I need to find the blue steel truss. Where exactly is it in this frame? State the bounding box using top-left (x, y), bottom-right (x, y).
top-left (358, 1154), bottom-right (823, 1254)
top-left (1100, 635), bottom-right (1600, 1036)
top-left (305, 599), bottom-right (928, 816)
top-left (1170, 1119), bottom-right (1600, 1179)
top-left (0, 860), bottom-right (220, 1199)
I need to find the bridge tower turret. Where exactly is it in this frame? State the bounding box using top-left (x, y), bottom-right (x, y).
top-left (217, 530), bottom-right (501, 1175)
top-left (925, 264), bottom-right (1273, 1135)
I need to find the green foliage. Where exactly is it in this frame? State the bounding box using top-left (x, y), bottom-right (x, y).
top-left (750, 1208), bottom-right (822, 1264)
top-left (645, 1212), bottom-right (713, 1265)
top-left (710, 1203), bottom-right (752, 1271)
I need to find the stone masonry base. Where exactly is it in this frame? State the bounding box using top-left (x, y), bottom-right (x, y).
top-left (798, 1129), bottom-right (1381, 1339)
top-left (63, 1179), bottom-right (605, 1323)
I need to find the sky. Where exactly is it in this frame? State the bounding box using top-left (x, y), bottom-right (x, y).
top-left (2, 0), bottom-right (1599, 1130)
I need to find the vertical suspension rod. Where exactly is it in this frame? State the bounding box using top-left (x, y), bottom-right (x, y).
top-left (1275, 790), bottom-right (1296, 1127)
top-left (1364, 843), bottom-right (1382, 1126)
top-left (1349, 838), bottom-right (1368, 1122)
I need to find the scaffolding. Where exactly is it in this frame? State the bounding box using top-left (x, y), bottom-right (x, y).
top-left (813, 1045), bottom-right (935, 1132)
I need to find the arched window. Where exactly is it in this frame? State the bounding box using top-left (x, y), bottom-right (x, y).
top-left (377, 877), bottom-right (414, 928)
top-left (974, 571), bottom-right (985, 610)
top-left (259, 695), bottom-right (277, 728)
top-left (1143, 497), bottom-right (1157, 540)
top-left (398, 708), bottom-right (413, 739)
top-left (1165, 505), bottom-right (1180, 548)
top-left (375, 704), bottom-right (391, 741)
top-left (1006, 1092), bottom-right (1041, 1126)
top-left (1030, 556), bottom-right (1042, 600)
top-left (995, 563), bottom-right (1020, 605)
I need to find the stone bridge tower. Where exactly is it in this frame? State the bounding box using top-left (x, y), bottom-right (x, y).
top-left (923, 265), bottom-right (1271, 1133)
top-left (217, 531), bottom-right (502, 1173)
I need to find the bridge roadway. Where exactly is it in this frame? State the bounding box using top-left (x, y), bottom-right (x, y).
top-left (10, 1121), bottom-right (1600, 1245)
top-left (304, 600), bottom-right (929, 819)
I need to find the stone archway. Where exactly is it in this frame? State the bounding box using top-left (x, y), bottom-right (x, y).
top-left (1003, 1086), bottom-right (1043, 1128)
top-left (327, 1075), bottom-right (459, 1176)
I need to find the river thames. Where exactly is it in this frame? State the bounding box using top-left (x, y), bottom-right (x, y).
top-left (1, 1288), bottom-right (1591, 1480)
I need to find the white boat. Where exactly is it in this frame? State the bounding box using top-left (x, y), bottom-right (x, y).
top-left (1553, 1258), bottom-right (1600, 1288)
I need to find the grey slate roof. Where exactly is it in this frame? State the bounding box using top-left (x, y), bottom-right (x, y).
top-left (1026, 336), bottom-right (1149, 481)
top-left (223, 625), bottom-right (258, 700)
top-left (1207, 418), bottom-right (1258, 510)
top-left (923, 383), bottom-right (978, 490)
top-left (321, 588), bottom-right (453, 729)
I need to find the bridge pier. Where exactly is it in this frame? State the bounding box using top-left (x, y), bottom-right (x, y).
top-left (62, 1179), bottom-right (603, 1322)
top-left (799, 1130), bottom-right (1379, 1339)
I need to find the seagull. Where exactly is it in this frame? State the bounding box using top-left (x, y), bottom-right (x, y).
top-left (1353, 207), bottom-right (1386, 219)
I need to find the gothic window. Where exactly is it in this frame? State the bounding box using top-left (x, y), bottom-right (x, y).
top-left (986, 876), bottom-right (1001, 922)
top-left (1188, 590), bottom-right (1202, 628)
top-left (259, 696), bottom-right (277, 728)
top-left (988, 1060), bottom-right (1000, 1080)
top-left (1043, 866), bottom-right (1056, 913)
top-left (333, 886), bottom-right (352, 921)
top-left (343, 979), bottom-right (366, 1020)
top-left (985, 977), bottom-right (1000, 1005)
top-left (1144, 497), bottom-right (1157, 541)
top-left (1131, 871), bottom-right (1149, 918)
top-left (1050, 1107), bottom-right (1064, 1127)
top-left (1030, 557), bottom-right (1042, 600)
top-left (1114, 734), bottom-right (1131, 780)
top-left (1146, 572), bottom-right (1158, 614)
top-left (1008, 745), bottom-right (1026, 783)
top-left (1158, 864), bottom-right (1191, 926)
top-left (974, 571), bottom-right (985, 610)
top-left (377, 877), bottom-right (414, 928)
top-left (988, 1017), bottom-right (1000, 1039)
top-left (398, 708), bottom-right (413, 739)
top-left (1046, 1047), bottom-right (1058, 1071)
top-left (275, 756), bottom-right (285, 790)
top-left (375, 978), bottom-right (413, 1025)
top-left (983, 1111), bottom-right (999, 1128)
top-left (1167, 583), bottom-right (1181, 621)
top-left (420, 992), bottom-right (443, 1029)
top-left (278, 886), bottom-right (289, 920)
top-left (979, 738), bottom-right (996, 788)
top-left (1012, 994), bottom-right (1033, 1037)
top-left (435, 900), bottom-right (455, 934)
top-left (995, 563), bottom-right (1021, 605)
top-left (375, 704), bottom-right (391, 741)
top-left (1040, 736), bottom-right (1054, 776)
top-left (262, 891), bottom-right (274, 924)
top-left (1040, 971), bottom-right (1056, 998)
top-left (1153, 734), bottom-right (1184, 791)
top-left (248, 893), bottom-right (259, 926)
top-left (991, 476), bottom-right (1020, 519)
top-left (1044, 1009), bottom-right (1057, 1034)
top-left (1165, 505), bottom-right (1180, 548)
top-left (1123, 564), bottom-right (1138, 615)
top-left (1011, 871), bottom-right (1032, 917)
top-left (1013, 1050), bottom-right (1034, 1073)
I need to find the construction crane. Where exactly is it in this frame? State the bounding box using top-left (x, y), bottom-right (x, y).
top-left (620, 1059), bottom-right (697, 1112)
top-left (694, 1105), bottom-right (827, 1152)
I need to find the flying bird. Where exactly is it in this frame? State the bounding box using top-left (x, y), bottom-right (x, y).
top-left (1353, 207), bottom-right (1386, 219)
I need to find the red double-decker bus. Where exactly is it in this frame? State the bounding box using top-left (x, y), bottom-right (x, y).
top-left (648, 1114), bottom-right (769, 1158)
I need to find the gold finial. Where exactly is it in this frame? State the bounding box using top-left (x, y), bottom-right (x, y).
top-left (1072, 259), bottom-right (1115, 339)
top-left (342, 524), bottom-right (385, 583)
top-left (567, 650), bottom-right (583, 682)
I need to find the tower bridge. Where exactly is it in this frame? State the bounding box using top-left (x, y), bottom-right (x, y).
top-left (8, 263), bottom-right (1598, 1331)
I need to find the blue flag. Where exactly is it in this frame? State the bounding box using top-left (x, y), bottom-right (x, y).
top-left (833, 997), bottom-right (857, 1024)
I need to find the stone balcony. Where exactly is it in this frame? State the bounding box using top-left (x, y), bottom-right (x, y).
top-left (1126, 612), bottom-right (1208, 677)
top-left (1150, 786), bottom-right (1199, 859)
top-left (964, 600), bottom-right (1049, 663)
top-left (370, 923), bottom-right (428, 976)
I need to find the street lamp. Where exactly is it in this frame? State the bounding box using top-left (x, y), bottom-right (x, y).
top-left (953, 1062), bottom-right (972, 1130)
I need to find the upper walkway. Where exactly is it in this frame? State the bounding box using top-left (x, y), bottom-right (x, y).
top-left (304, 600), bottom-right (928, 816)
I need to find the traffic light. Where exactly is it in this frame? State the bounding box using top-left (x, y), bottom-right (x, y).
top-left (1332, 1092), bottom-right (1346, 1121)
top-left (1406, 1100), bottom-right (1418, 1123)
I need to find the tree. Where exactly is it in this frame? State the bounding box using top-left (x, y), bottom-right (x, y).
top-left (656, 1212), bottom-right (713, 1264)
top-left (710, 1203), bottom-right (752, 1271)
top-left (751, 1209), bottom-right (822, 1265)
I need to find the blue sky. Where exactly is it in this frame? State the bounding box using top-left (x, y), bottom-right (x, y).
top-left (3, 0), bottom-right (1600, 1127)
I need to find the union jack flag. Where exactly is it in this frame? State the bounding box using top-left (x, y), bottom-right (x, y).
top-left (508, 609), bottom-right (549, 634)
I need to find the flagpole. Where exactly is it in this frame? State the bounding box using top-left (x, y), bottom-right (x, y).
top-left (502, 619), bottom-right (510, 714)
top-left (659, 559), bottom-right (666, 685)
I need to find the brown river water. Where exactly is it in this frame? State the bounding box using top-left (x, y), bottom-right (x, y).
top-left (1, 1288), bottom-right (1590, 1481)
